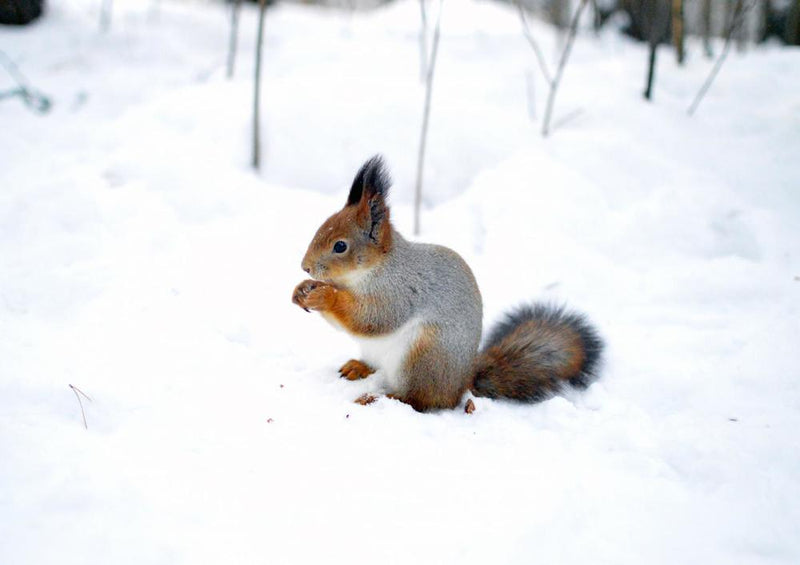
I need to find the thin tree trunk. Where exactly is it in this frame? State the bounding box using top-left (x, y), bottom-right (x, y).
top-left (672, 0), bottom-right (685, 64)
top-left (786, 0), bottom-right (800, 45)
top-left (758, 0), bottom-right (769, 43)
top-left (644, 41), bottom-right (657, 100)
top-left (253, 0), bottom-right (268, 170)
top-left (542, 0), bottom-right (588, 137)
top-left (643, 0), bottom-right (663, 100)
top-left (702, 0), bottom-right (714, 57)
top-left (414, 0), bottom-right (443, 236)
top-left (419, 0), bottom-right (428, 81)
top-left (227, 0), bottom-right (243, 79)
top-left (724, 0), bottom-right (742, 49)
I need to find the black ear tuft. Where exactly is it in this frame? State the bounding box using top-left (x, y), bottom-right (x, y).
top-left (346, 155), bottom-right (391, 207)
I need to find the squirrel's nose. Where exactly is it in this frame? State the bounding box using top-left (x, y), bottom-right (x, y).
top-left (302, 263), bottom-right (311, 274)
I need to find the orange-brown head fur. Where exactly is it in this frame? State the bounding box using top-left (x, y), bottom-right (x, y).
top-left (301, 156), bottom-right (393, 287)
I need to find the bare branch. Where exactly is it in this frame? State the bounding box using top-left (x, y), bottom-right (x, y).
top-left (688, 0), bottom-right (758, 116)
top-left (542, 0), bottom-right (588, 137)
top-left (414, 0), bottom-right (444, 236)
top-left (69, 384), bottom-right (92, 430)
top-left (253, 0), bottom-right (268, 170)
top-left (514, 0), bottom-right (553, 86)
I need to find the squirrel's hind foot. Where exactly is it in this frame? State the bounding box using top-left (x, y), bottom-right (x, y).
top-left (354, 393), bottom-right (378, 405)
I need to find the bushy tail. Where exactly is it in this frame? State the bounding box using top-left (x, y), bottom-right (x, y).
top-left (471, 303), bottom-right (603, 402)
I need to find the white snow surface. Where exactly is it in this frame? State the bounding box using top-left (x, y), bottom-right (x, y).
top-left (2, 0), bottom-right (799, 563)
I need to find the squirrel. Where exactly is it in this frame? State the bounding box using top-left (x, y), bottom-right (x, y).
top-left (292, 156), bottom-right (603, 412)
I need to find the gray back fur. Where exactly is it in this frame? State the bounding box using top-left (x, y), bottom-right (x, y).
top-left (358, 229), bottom-right (483, 390)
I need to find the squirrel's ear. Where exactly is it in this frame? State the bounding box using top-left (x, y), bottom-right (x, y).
top-left (346, 155), bottom-right (391, 207)
top-left (348, 155), bottom-right (392, 245)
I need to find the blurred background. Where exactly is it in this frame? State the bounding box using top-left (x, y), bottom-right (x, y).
top-left (3, 0), bottom-right (799, 44)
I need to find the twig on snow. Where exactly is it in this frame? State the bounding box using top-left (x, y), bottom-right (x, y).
top-left (0, 50), bottom-right (51, 114)
top-left (69, 384), bottom-right (92, 430)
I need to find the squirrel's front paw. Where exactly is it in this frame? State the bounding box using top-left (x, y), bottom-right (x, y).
top-left (292, 279), bottom-right (317, 312)
top-left (292, 279), bottom-right (335, 312)
top-left (339, 359), bottom-right (375, 381)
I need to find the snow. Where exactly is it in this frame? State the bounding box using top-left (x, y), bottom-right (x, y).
top-left (1, 0), bottom-right (799, 563)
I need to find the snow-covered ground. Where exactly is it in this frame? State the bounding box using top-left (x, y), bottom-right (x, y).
top-left (1, 0), bottom-right (799, 563)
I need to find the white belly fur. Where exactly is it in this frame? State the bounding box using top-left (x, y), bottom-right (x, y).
top-left (353, 317), bottom-right (422, 393)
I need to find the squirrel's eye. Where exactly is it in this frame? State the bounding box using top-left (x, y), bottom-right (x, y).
top-left (333, 241), bottom-right (347, 254)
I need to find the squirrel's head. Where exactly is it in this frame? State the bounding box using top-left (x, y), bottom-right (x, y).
top-left (301, 155), bottom-right (393, 287)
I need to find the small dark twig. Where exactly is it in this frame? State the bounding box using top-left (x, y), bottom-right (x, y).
top-left (69, 384), bottom-right (92, 430)
top-left (0, 51), bottom-right (51, 114)
top-left (688, 0), bottom-right (758, 116)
